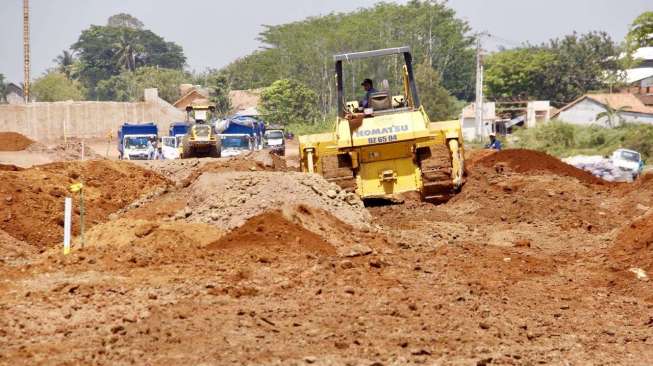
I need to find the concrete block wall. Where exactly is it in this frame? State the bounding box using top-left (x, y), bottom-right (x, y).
top-left (0, 89), bottom-right (185, 141)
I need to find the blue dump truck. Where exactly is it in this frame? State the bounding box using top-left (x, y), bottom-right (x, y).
top-left (117, 122), bottom-right (158, 160)
top-left (160, 122), bottom-right (189, 160)
top-left (215, 115), bottom-right (265, 157)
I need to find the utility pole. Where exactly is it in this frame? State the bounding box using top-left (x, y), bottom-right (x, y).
top-left (474, 37), bottom-right (485, 141)
top-left (23, 0), bottom-right (30, 102)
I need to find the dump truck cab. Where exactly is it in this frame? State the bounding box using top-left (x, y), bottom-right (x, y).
top-left (264, 128), bottom-right (285, 156)
top-left (117, 122), bottom-right (158, 160)
top-left (298, 46), bottom-right (464, 201)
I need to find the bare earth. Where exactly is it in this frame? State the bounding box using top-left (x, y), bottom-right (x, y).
top-left (0, 135), bottom-right (652, 365)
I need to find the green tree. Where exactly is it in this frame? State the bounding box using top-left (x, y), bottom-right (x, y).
top-left (626, 11), bottom-right (653, 51)
top-left (204, 71), bottom-right (232, 115)
top-left (485, 31), bottom-right (618, 103)
top-left (596, 103), bottom-right (632, 128)
top-left (259, 79), bottom-right (319, 125)
top-left (31, 72), bottom-right (85, 102)
top-left (112, 30), bottom-right (142, 72)
top-left (95, 66), bottom-right (190, 103)
top-left (485, 48), bottom-right (556, 100)
top-left (72, 16), bottom-right (186, 96)
top-left (107, 13), bottom-right (144, 29)
top-left (223, 0), bottom-right (475, 116)
top-left (415, 62), bottom-right (460, 120)
top-left (547, 32), bottom-right (619, 102)
top-left (222, 50), bottom-right (282, 91)
top-left (53, 50), bottom-right (76, 80)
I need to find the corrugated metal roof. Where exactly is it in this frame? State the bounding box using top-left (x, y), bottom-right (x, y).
top-left (633, 47), bottom-right (653, 61)
top-left (625, 67), bottom-right (653, 83)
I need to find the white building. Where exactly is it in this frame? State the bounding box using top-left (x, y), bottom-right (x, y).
top-left (460, 100), bottom-right (551, 141)
top-left (553, 93), bottom-right (653, 126)
top-left (460, 102), bottom-right (496, 142)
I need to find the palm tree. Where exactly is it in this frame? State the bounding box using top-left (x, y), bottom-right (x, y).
top-left (112, 31), bottom-right (142, 72)
top-left (596, 102), bottom-right (632, 128)
top-left (54, 50), bottom-right (76, 80)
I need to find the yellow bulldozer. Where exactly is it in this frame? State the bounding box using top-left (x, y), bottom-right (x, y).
top-left (181, 105), bottom-right (220, 158)
top-left (298, 46), bottom-right (464, 201)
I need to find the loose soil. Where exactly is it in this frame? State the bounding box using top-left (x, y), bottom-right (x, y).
top-left (207, 210), bottom-right (337, 255)
top-left (0, 132), bottom-right (35, 151)
top-left (1, 148), bottom-right (653, 365)
top-left (184, 171), bottom-right (370, 233)
top-left (0, 160), bottom-right (169, 248)
top-left (473, 148), bottom-right (605, 185)
top-left (611, 212), bottom-right (653, 273)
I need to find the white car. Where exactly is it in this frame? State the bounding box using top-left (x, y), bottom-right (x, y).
top-left (611, 148), bottom-right (643, 179)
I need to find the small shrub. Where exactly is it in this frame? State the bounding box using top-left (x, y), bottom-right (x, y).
top-left (510, 120), bottom-right (653, 160)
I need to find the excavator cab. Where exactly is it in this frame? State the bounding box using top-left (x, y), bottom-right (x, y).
top-left (298, 46), bottom-right (465, 201)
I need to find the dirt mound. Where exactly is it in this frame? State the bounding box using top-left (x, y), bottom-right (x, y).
top-left (0, 161), bottom-right (169, 248)
top-left (611, 213), bottom-right (653, 273)
top-left (0, 132), bottom-right (35, 151)
top-left (26, 138), bottom-right (103, 161)
top-left (184, 171), bottom-right (370, 231)
top-left (473, 149), bottom-right (604, 185)
top-left (448, 165), bottom-right (615, 232)
top-left (45, 218), bottom-right (226, 269)
top-left (207, 210), bottom-right (336, 256)
top-left (0, 229), bottom-right (37, 265)
top-left (464, 148), bottom-right (496, 170)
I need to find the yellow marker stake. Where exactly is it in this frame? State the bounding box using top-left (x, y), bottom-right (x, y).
top-left (69, 182), bottom-right (83, 193)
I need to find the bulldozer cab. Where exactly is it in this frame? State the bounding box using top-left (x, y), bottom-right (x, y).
top-left (335, 47), bottom-right (420, 117)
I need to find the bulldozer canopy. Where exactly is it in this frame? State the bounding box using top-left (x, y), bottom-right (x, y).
top-left (334, 47), bottom-right (411, 61)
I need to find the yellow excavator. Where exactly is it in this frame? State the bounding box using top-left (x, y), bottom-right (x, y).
top-left (298, 46), bottom-right (464, 201)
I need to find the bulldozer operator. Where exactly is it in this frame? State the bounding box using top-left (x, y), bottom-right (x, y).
top-left (359, 78), bottom-right (378, 109)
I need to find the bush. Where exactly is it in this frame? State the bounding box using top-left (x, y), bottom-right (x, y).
top-left (31, 72), bottom-right (86, 102)
top-left (513, 121), bottom-right (575, 156)
top-left (511, 121), bottom-right (653, 161)
top-left (623, 124), bottom-right (653, 160)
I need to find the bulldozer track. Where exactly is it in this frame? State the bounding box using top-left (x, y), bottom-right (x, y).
top-left (321, 155), bottom-right (356, 192)
top-left (418, 144), bottom-right (455, 202)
